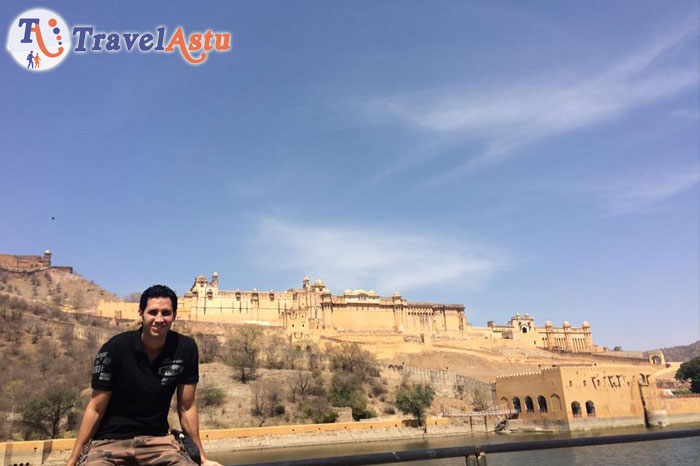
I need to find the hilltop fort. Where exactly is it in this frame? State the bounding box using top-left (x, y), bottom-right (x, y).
top-left (0, 250), bottom-right (73, 274)
top-left (98, 272), bottom-right (599, 353)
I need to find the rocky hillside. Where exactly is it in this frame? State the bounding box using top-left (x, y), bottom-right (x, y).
top-left (647, 341), bottom-right (700, 362)
top-left (0, 267), bottom-right (121, 310)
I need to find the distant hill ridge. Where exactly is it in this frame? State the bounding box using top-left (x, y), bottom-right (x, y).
top-left (0, 250), bottom-right (120, 310)
top-left (646, 341), bottom-right (700, 362)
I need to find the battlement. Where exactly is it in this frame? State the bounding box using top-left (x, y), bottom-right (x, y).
top-left (0, 250), bottom-right (52, 272)
top-left (0, 250), bottom-right (75, 275)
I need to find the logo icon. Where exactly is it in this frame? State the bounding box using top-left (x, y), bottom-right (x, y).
top-left (6, 8), bottom-right (70, 71)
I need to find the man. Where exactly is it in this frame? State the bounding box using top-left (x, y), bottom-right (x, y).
top-left (67, 285), bottom-right (221, 466)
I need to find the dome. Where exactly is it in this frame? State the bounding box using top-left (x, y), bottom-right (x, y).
top-left (393, 292), bottom-right (401, 297)
top-left (563, 320), bottom-right (571, 327)
top-left (582, 321), bottom-right (590, 327)
top-left (344, 289), bottom-right (352, 295)
top-left (212, 271), bottom-right (219, 277)
top-left (44, 249), bottom-right (51, 255)
top-left (196, 274), bottom-right (207, 282)
top-left (314, 279), bottom-right (325, 287)
top-left (545, 320), bottom-right (553, 327)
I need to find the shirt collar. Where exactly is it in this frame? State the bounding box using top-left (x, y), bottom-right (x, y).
top-left (132, 327), bottom-right (177, 354)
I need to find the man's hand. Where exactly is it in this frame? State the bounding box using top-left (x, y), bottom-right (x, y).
top-left (201, 459), bottom-right (223, 466)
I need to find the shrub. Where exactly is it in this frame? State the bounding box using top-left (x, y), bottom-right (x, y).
top-left (395, 384), bottom-right (435, 427)
top-left (198, 385), bottom-right (226, 408)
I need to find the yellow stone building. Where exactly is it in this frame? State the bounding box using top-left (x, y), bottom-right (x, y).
top-left (495, 365), bottom-right (700, 431)
top-left (97, 273), bottom-right (597, 351)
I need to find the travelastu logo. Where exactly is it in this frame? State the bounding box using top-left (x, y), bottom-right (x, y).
top-left (6, 8), bottom-right (231, 72)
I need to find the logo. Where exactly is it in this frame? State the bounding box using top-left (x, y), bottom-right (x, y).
top-left (7, 8), bottom-right (231, 71)
top-left (6, 8), bottom-right (70, 71)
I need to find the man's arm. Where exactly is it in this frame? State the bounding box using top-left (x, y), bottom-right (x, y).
top-left (177, 383), bottom-right (221, 466)
top-left (66, 390), bottom-right (112, 466)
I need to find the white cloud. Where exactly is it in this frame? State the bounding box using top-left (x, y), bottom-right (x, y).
top-left (360, 21), bottom-right (699, 183)
top-left (249, 217), bottom-right (506, 294)
top-left (601, 168), bottom-right (700, 216)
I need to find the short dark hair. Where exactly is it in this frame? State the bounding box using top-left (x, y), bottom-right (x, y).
top-left (139, 285), bottom-right (178, 313)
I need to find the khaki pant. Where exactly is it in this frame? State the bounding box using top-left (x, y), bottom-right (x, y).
top-left (78, 435), bottom-right (197, 466)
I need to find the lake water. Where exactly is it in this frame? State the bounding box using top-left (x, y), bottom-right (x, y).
top-left (213, 425), bottom-right (700, 466)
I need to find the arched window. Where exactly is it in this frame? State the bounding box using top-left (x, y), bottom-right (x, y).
top-left (550, 394), bottom-right (562, 412)
top-left (586, 401), bottom-right (596, 417)
top-left (524, 396), bottom-right (535, 413)
top-left (537, 395), bottom-right (548, 413)
top-left (512, 397), bottom-right (522, 413)
top-left (500, 397), bottom-right (510, 410)
top-left (571, 401), bottom-right (582, 417)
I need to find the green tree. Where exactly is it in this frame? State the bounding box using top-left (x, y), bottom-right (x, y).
top-left (395, 384), bottom-right (435, 427)
top-left (21, 388), bottom-right (76, 439)
top-left (675, 357), bottom-right (700, 393)
top-left (328, 372), bottom-right (375, 420)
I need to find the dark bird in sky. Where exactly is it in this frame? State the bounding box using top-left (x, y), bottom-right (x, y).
top-left (51, 217), bottom-right (55, 220)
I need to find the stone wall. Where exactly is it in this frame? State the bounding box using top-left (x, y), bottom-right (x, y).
top-left (379, 363), bottom-right (492, 395)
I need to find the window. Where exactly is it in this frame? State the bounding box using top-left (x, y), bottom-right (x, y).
top-left (525, 396), bottom-right (535, 413)
top-left (512, 397), bottom-right (522, 413)
top-left (585, 401), bottom-right (596, 417)
top-left (537, 396), bottom-right (548, 413)
top-left (571, 401), bottom-right (582, 417)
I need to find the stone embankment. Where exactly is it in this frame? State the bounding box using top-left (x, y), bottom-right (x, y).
top-left (3, 418), bottom-right (484, 466)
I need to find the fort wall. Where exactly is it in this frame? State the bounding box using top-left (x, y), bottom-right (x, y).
top-left (97, 273), bottom-right (598, 354)
top-left (0, 251), bottom-right (73, 274)
top-left (496, 366), bottom-right (655, 431)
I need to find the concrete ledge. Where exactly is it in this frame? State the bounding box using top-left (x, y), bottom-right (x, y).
top-left (1, 418), bottom-right (450, 466)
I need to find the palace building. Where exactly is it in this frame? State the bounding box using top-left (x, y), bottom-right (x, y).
top-left (97, 273), bottom-right (598, 352)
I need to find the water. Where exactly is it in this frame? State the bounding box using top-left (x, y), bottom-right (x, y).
top-left (212, 426), bottom-right (700, 466)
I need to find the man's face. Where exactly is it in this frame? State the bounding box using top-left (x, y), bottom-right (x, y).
top-left (140, 297), bottom-right (175, 339)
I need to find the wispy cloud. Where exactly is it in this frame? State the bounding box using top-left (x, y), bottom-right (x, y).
top-left (600, 167), bottom-right (700, 216)
top-left (360, 20), bottom-right (699, 184)
top-left (248, 217), bottom-right (506, 294)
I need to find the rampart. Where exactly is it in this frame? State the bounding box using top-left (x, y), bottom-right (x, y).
top-left (378, 363), bottom-right (492, 395)
top-left (0, 251), bottom-right (72, 274)
top-left (97, 273), bottom-right (599, 353)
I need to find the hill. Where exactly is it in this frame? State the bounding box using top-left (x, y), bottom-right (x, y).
top-left (647, 341), bottom-right (700, 362)
top-left (0, 266), bottom-right (121, 310)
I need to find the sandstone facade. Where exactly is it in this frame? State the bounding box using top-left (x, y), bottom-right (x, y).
top-left (495, 365), bottom-right (700, 431)
top-left (97, 273), bottom-right (597, 352)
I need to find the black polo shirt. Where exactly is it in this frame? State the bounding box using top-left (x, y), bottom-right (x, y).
top-left (91, 329), bottom-right (199, 439)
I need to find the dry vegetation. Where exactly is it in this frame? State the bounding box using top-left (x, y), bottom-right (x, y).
top-left (0, 292), bottom-right (479, 442)
top-left (0, 268), bottom-right (121, 310)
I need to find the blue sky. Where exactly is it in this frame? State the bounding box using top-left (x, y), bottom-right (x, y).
top-left (1, 1), bottom-right (698, 350)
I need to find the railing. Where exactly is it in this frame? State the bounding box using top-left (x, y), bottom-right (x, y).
top-left (234, 428), bottom-right (700, 466)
